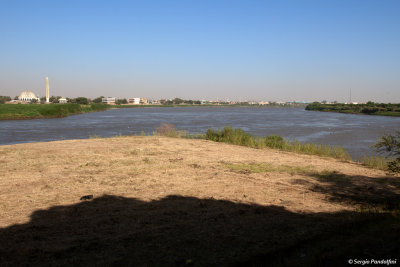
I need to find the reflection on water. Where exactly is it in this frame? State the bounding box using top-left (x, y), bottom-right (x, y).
top-left (1, 107), bottom-right (400, 159)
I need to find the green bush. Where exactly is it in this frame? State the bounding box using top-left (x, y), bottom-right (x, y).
top-left (264, 135), bottom-right (285, 149)
top-left (373, 131), bottom-right (400, 173)
top-left (205, 127), bottom-right (351, 160)
top-left (206, 127), bottom-right (255, 147)
top-left (359, 155), bottom-right (388, 170)
top-left (90, 103), bottom-right (109, 111)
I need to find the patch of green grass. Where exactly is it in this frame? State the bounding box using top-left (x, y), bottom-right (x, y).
top-left (206, 126), bottom-right (351, 161)
top-left (358, 155), bottom-right (388, 171)
top-left (0, 103), bottom-right (110, 120)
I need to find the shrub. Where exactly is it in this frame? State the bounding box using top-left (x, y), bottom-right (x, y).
top-left (373, 131), bottom-right (400, 173)
top-left (90, 103), bottom-right (109, 111)
top-left (74, 97), bottom-right (89, 105)
top-left (156, 123), bottom-right (185, 138)
top-left (206, 127), bottom-right (255, 147)
top-left (359, 155), bottom-right (388, 170)
top-left (264, 135), bottom-right (285, 149)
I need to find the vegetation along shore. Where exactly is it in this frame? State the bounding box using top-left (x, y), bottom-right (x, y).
top-left (0, 128), bottom-right (399, 265)
top-left (0, 103), bottom-right (109, 120)
top-left (306, 102), bottom-right (400, 117)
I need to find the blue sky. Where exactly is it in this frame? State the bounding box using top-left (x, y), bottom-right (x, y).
top-left (1, 0), bottom-right (399, 102)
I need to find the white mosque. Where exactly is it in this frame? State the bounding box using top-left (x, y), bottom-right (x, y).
top-left (17, 77), bottom-right (50, 103)
top-left (18, 91), bottom-right (40, 102)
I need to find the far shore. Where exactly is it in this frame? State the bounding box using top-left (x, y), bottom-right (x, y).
top-left (306, 102), bottom-right (400, 117)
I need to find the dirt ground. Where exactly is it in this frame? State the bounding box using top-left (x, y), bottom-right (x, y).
top-left (0, 137), bottom-right (399, 266)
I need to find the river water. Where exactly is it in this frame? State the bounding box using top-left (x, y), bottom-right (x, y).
top-left (1, 107), bottom-right (399, 159)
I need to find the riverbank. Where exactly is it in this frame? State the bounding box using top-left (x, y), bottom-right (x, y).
top-left (0, 136), bottom-right (398, 265)
top-left (0, 103), bottom-right (109, 120)
top-left (306, 102), bottom-right (400, 117)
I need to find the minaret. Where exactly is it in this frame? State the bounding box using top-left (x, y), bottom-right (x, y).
top-left (46, 77), bottom-right (50, 103)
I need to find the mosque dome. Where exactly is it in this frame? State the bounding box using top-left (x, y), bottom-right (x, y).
top-left (18, 91), bottom-right (39, 102)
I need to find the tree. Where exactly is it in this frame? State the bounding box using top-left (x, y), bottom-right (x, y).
top-left (30, 99), bottom-right (38, 104)
top-left (173, 98), bottom-right (184, 104)
top-left (366, 101), bottom-right (375, 107)
top-left (93, 96), bottom-right (104, 103)
top-left (0, 96), bottom-right (11, 104)
top-left (74, 97), bottom-right (89, 105)
top-left (50, 96), bottom-right (62, 104)
top-left (374, 131), bottom-right (400, 173)
top-left (116, 98), bottom-right (127, 105)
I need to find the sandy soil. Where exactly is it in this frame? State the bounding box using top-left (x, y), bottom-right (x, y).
top-left (0, 136), bottom-right (396, 227)
top-left (0, 137), bottom-right (399, 266)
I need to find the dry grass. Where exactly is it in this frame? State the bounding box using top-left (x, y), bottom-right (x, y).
top-left (0, 136), bottom-right (399, 265)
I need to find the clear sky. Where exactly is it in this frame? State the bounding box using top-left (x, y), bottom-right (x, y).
top-left (1, 0), bottom-right (399, 102)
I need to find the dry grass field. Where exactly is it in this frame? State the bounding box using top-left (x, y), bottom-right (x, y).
top-left (0, 136), bottom-right (399, 266)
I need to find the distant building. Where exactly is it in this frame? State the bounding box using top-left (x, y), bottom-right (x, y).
top-left (58, 97), bottom-right (67, 104)
top-left (102, 97), bottom-right (116, 104)
top-left (140, 98), bottom-right (148, 104)
top-left (128, 98), bottom-right (140, 104)
top-left (18, 91), bottom-right (40, 102)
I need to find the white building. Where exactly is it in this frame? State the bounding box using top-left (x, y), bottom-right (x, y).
top-left (102, 97), bottom-right (116, 104)
top-left (18, 91), bottom-right (40, 102)
top-left (128, 98), bottom-right (140, 104)
top-left (58, 97), bottom-right (67, 104)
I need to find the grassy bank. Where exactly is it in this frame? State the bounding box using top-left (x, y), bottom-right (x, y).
top-left (0, 137), bottom-right (398, 265)
top-left (154, 124), bottom-right (388, 170)
top-left (305, 102), bottom-right (400, 117)
top-left (204, 126), bottom-right (352, 160)
top-left (0, 103), bottom-right (109, 120)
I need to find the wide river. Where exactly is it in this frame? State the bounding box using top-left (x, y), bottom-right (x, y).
top-left (1, 107), bottom-right (400, 159)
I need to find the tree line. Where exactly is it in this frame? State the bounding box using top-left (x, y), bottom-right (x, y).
top-left (305, 101), bottom-right (400, 116)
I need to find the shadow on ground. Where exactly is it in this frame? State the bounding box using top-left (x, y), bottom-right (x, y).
top-left (293, 170), bottom-right (400, 208)
top-left (0, 195), bottom-right (399, 266)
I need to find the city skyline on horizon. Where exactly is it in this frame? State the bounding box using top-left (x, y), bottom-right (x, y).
top-left (1, 0), bottom-right (399, 103)
top-left (5, 76), bottom-right (392, 103)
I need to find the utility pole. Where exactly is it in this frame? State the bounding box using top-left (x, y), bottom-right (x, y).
top-left (46, 77), bottom-right (50, 103)
top-left (349, 88), bottom-right (352, 104)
